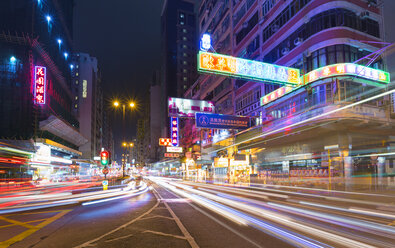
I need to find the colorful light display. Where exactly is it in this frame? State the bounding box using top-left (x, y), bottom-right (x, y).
top-left (302, 63), bottom-right (390, 85)
top-left (159, 138), bottom-right (172, 146)
top-left (170, 117), bottom-right (179, 147)
top-left (34, 66), bottom-right (46, 104)
top-left (167, 147), bottom-right (183, 153)
top-left (260, 86), bottom-right (295, 106)
top-left (197, 51), bottom-right (300, 85)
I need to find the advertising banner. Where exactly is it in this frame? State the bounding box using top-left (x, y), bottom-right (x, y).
top-left (168, 97), bottom-right (215, 117)
top-left (195, 113), bottom-right (249, 130)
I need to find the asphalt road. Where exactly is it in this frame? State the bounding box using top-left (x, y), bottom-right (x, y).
top-left (1, 179), bottom-right (394, 248)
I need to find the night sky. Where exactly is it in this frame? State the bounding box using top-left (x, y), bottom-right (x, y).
top-left (73, 0), bottom-right (164, 158)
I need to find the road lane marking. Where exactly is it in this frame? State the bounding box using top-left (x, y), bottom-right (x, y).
top-left (139, 214), bottom-right (174, 221)
top-left (104, 234), bottom-right (134, 243)
top-left (0, 209), bottom-right (71, 248)
top-left (152, 187), bottom-right (199, 248)
top-left (73, 192), bottom-right (158, 248)
top-left (0, 216), bottom-right (36, 229)
top-left (0, 218), bottom-right (48, 229)
top-left (143, 230), bottom-right (187, 240)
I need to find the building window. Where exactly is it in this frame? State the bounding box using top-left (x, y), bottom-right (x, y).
top-left (180, 21), bottom-right (185, 25)
top-left (183, 69), bottom-right (187, 73)
top-left (183, 28), bottom-right (187, 33)
top-left (180, 13), bottom-right (185, 19)
top-left (75, 96), bottom-right (78, 100)
top-left (183, 77), bottom-right (187, 81)
top-left (76, 72), bottom-right (79, 76)
top-left (183, 53), bottom-right (187, 57)
top-left (75, 80), bottom-right (79, 85)
top-left (183, 45), bottom-right (187, 49)
top-left (183, 36), bottom-right (187, 41)
top-left (183, 61), bottom-right (187, 65)
top-left (74, 104), bottom-right (78, 108)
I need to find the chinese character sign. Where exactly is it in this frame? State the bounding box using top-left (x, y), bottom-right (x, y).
top-left (302, 63), bottom-right (390, 85)
top-left (34, 66), bottom-right (46, 104)
top-left (198, 51), bottom-right (300, 85)
top-left (260, 86), bottom-right (295, 106)
top-left (170, 117), bottom-right (179, 146)
top-left (159, 138), bottom-right (172, 146)
top-left (195, 113), bottom-right (250, 130)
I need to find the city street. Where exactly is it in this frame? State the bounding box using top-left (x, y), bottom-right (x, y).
top-left (1, 179), bottom-right (394, 248)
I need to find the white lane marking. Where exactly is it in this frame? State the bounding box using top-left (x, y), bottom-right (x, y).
top-left (139, 214), bottom-right (174, 221)
top-left (73, 192), bottom-right (158, 248)
top-left (156, 182), bottom-right (265, 248)
top-left (104, 234), bottom-right (134, 243)
top-left (143, 230), bottom-right (187, 240)
top-left (152, 187), bottom-right (200, 248)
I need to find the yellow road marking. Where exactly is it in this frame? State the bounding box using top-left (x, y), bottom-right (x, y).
top-left (4, 209), bottom-right (71, 217)
top-left (0, 218), bottom-right (48, 229)
top-left (0, 216), bottom-right (35, 229)
top-left (388, 220), bottom-right (395, 226)
top-left (0, 210), bottom-right (71, 248)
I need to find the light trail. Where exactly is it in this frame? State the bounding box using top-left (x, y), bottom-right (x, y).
top-left (210, 88), bottom-right (395, 154)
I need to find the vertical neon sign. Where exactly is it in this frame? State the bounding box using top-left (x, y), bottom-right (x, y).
top-left (34, 66), bottom-right (46, 104)
top-left (170, 117), bottom-right (179, 147)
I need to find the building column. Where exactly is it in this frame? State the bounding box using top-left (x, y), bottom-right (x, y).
top-left (344, 155), bottom-right (353, 190)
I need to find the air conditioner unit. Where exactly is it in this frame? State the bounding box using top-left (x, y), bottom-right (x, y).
top-left (271, 24), bottom-right (280, 32)
top-left (360, 11), bottom-right (370, 19)
top-left (281, 47), bottom-right (290, 55)
top-left (294, 37), bottom-right (303, 46)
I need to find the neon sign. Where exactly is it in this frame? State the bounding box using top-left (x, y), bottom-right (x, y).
top-left (170, 117), bottom-right (179, 146)
top-left (159, 138), bottom-right (172, 146)
top-left (169, 97), bottom-right (215, 117)
top-left (200, 34), bottom-right (211, 51)
top-left (260, 86), bottom-right (295, 106)
top-left (34, 66), bottom-right (46, 104)
top-left (302, 63), bottom-right (390, 85)
top-left (197, 51), bottom-right (300, 85)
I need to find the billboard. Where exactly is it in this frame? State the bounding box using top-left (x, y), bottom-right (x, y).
top-left (34, 66), bottom-right (46, 104)
top-left (261, 86), bottom-right (295, 106)
top-left (164, 153), bottom-right (180, 158)
top-left (302, 63), bottom-right (390, 85)
top-left (167, 147), bottom-right (183, 153)
top-left (195, 113), bottom-right (250, 130)
top-left (169, 97), bottom-right (215, 117)
top-left (197, 51), bottom-right (300, 85)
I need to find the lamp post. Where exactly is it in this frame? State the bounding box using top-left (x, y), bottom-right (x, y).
top-left (122, 142), bottom-right (134, 177)
top-left (114, 100), bottom-right (136, 178)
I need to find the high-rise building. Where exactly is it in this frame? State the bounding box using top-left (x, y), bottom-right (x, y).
top-left (71, 53), bottom-right (103, 161)
top-left (160, 0), bottom-right (198, 140)
top-left (0, 0), bottom-right (86, 178)
top-left (149, 71), bottom-right (162, 162)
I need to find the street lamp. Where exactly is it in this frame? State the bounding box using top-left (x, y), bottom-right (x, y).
top-left (114, 100), bottom-right (136, 177)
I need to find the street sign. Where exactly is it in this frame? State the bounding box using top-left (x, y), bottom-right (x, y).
top-left (166, 146), bottom-right (183, 153)
top-left (195, 113), bottom-right (250, 130)
top-left (102, 167), bottom-right (109, 175)
top-left (102, 180), bottom-right (108, 191)
top-left (164, 153), bottom-right (180, 158)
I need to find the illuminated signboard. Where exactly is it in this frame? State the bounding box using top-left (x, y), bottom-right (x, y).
top-left (197, 51), bottom-right (300, 85)
top-left (34, 66), bottom-right (46, 104)
top-left (200, 34), bottom-right (211, 51)
top-left (159, 138), bottom-right (172, 146)
top-left (164, 153), bottom-right (180, 158)
top-left (170, 117), bottom-right (179, 146)
top-left (169, 97), bottom-right (215, 117)
top-left (260, 86), bottom-right (295, 106)
top-left (167, 146), bottom-right (183, 153)
top-left (302, 63), bottom-right (390, 85)
top-left (82, 80), bottom-right (88, 98)
top-left (196, 113), bottom-right (250, 130)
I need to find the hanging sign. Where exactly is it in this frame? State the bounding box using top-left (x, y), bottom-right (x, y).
top-left (195, 113), bottom-right (249, 130)
top-left (170, 117), bottom-right (179, 146)
top-left (197, 51), bottom-right (300, 85)
top-left (169, 97), bottom-right (215, 117)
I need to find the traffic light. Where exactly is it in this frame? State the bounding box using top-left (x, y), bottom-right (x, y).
top-left (100, 151), bottom-right (109, 166)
